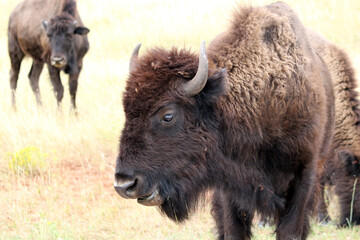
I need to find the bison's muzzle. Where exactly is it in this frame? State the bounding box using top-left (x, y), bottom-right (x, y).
top-left (113, 173), bottom-right (164, 206)
top-left (51, 56), bottom-right (66, 69)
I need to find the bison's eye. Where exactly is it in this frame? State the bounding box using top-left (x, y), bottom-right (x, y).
top-left (152, 104), bottom-right (180, 130)
top-left (163, 114), bottom-right (174, 123)
top-left (47, 33), bottom-right (52, 38)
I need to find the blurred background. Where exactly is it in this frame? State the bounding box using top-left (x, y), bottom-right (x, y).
top-left (0, 0), bottom-right (359, 239)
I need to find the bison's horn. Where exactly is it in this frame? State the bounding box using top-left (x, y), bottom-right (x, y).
top-left (129, 43), bottom-right (141, 72)
top-left (182, 41), bottom-right (208, 97)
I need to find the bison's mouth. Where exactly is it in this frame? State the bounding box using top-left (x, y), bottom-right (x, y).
top-left (137, 188), bottom-right (164, 206)
top-left (51, 62), bottom-right (66, 69)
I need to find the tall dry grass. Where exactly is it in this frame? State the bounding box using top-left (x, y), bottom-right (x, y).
top-left (0, 0), bottom-right (359, 239)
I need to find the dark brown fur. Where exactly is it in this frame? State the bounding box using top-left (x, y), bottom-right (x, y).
top-left (115, 2), bottom-right (335, 239)
top-left (310, 32), bottom-right (360, 227)
top-left (8, 0), bottom-right (89, 110)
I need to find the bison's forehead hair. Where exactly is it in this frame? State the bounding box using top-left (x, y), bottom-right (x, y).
top-left (123, 48), bottom-right (199, 119)
top-left (49, 13), bottom-right (75, 32)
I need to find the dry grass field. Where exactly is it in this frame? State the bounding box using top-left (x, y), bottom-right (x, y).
top-left (0, 0), bottom-right (359, 239)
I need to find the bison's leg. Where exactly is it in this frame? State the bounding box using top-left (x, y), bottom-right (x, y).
top-left (211, 189), bottom-right (253, 240)
top-left (224, 204), bottom-right (253, 240)
top-left (8, 36), bottom-right (24, 110)
top-left (69, 71), bottom-right (79, 112)
top-left (337, 178), bottom-right (360, 227)
top-left (220, 191), bottom-right (253, 240)
top-left (276, 153), bottom-right (316, 240)
top-left (317, 176), bottom-right (331, 224)
top-left (211, 189), bottom-right (225, 240)
top-left (28, 60), bottom-right (44, 106)
top-left (338, 192), bottom-right (352, 227)
top-left (47, 64), bottom-right (64, 108)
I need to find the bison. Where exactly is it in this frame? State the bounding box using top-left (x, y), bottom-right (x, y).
top-left (311, 33), bottom-right (360, 226)
top-left (8, 0), bottom-right (89, 111)
top-left (114, 2), bottom-right (335, 239)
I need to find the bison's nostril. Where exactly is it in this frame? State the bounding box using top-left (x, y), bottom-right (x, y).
top-left (114, 173), bottom-right (139, 199)
top-left (51, 56), bottom-right (65, 66)
top-left (52, 57), bottom-right (64, 62)
top-left (114, 178), bottom-right (136, 190)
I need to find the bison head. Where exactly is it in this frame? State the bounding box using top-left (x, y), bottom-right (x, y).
top-left (114, 42), bottom-right (227, 222)
top-left (338, 150), bottom-right (360, 177)
top-left (42, 14), bottom-right (89, 70)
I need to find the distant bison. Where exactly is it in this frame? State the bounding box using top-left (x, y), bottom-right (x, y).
top-left (311, 33), bottom-right (360, 226)
top-left (114, 2), bottom-right (334, 239)
top-left (8, 0), bottom-right (89, 111)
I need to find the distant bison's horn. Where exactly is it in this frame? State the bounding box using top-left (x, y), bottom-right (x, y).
top-left (182, 41), bottom-right (208, 97)
top-left (129, 43), bottom-right (141, 72)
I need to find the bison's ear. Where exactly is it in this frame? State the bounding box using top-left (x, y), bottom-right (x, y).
top-left (338, 150), bottom-right (360, 177)
top-left (196, 68), bottom-right (227, 104)
top-left (74, 27), bottom-right (90, 35)
top-left (42, 20), bottom-right (49, 30)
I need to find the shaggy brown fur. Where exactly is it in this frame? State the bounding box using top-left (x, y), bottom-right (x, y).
top-left (310, 32), bottom-right (360, 226)
top-left (115, 2), bottom-right (334, 239)
top-left (8, 0), bottom-right (89, 110)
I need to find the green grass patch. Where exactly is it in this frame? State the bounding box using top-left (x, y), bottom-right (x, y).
top-left (28, 220), bottom-right (74, 240)
top-left (8, 146), bottom-right (48, 176)
top-left (1, 220), bottom-right (75, 240)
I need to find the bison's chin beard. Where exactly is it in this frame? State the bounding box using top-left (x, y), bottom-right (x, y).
top-left (158, 179), bottom-right (206, 222)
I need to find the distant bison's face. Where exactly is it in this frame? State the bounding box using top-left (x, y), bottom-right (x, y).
top-left (338, 150), bottom-right (360, 177)
top-left (114, 42), bottom-right (227, 221)
top-left (42, 15), bottom-right (89, 70)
